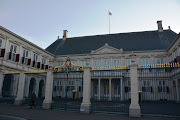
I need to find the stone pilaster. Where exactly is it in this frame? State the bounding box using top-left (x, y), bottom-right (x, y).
top-left (129, 52), bottom-right (141, 117)
top-left (80, 57), bottom-right (91, 113)
top-left (14, 72), bottom-right (25, 105)
top-left (42, 69), bottom-right (53, 109)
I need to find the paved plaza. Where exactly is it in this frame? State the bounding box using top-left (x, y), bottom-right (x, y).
top-left (0, 103), bottom-right (179, 120)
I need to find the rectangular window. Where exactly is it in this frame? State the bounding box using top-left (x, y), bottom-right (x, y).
top-left (33, 53), bottom-right (38, 68)
top-left (94, 60), bottom-right (100, 67)
top-left (158, 80), bottom-right (167, 93)
top-left (22, 49), bottom-right (29, 64)
top-left (141, 58), bottom-right (149, 65)
top-left (104, 59), bottom-right (110, 67)
top-left (113, 59), bottom-right (120, 66)
top-left (142, 80), bottom-right (152, 92)
top-left (126, 59), bottom-right (131, 66)
top-left (80, 61), bottom-right (86, 67)
top-left (157, 58), bottom-right (164, 64)
top-left (9, 44), bottom-right (17, 62)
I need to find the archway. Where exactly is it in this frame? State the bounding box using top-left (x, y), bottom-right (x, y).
top-left (38, 80), bottom-right (44, 98)
top-left (2, 74), bottom-right (14, 97)
top-left (29, 78), bottom-right (36, 97)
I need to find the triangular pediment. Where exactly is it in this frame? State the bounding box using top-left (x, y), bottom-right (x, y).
top-left (90, 43), bottom-right (123, 54)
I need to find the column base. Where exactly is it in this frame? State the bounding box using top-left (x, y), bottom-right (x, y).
top-left (80, 102), bottom-right (91, 114)
top-left (129, 104), bottom-right (141, 117)
top-left (42, 100), bottom-right (52, 109)
top-left (14, 98), bottom-right (25, 105)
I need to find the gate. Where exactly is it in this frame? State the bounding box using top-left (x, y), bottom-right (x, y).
top-left (91, 67), bottom-right (130, 114)
top-left (138, 63), bottom-right (180, 117)
top-left (52, 57), bottom-right (83, 111)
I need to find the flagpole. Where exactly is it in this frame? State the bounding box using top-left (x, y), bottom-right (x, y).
top-left (108, 10), bottom-right (110, 34)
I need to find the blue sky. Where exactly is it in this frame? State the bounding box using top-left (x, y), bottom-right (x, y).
top-left (0, 0), bottom-right (180, 49)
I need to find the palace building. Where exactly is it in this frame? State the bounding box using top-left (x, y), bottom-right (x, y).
top-left (0, 21), bottom-right (180, 117)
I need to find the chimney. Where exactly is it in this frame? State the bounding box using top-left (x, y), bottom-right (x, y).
top-left (157, 20), bottom-right (163, 32)
top-left (63, 30), bottom-right (68, 40)
top-left (168, 26), bottom-right (171, 30)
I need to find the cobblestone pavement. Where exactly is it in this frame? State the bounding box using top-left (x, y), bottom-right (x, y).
top-left (0, 103), bottom-right (179, 120)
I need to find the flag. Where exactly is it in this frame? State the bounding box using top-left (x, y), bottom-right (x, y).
top-left (109, 12), bottom-right (112, 16)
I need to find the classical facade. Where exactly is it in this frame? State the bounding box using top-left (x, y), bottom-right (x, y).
top-left (0, 21), bottom-right (180, 117)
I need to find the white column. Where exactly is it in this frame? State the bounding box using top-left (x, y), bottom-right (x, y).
top-left (98, 78), bottom-right (101, 100)
top-left (121, 77), bottom-right (123, 101)
top-left (129, 53), bottom-right (141, 117)
top-left (42, 69), bottom-right (53, 109)
top-left (0, 71), bottom-right (4, 97)
top-left (14, 71), bottom-right (26, 105)
top-left (80, 58), bottom-right (91, 113)
top-left (109, 78), bottom-right (111, 101)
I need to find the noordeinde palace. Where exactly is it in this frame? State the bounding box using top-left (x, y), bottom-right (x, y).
top-left (0, 21), bottom-right (180, 117)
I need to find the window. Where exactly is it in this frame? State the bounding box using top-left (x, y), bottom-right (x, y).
top-left (142, 80), bottom-right (152, 92)
top-left (141, 58), bottom-right (149, 65)
top-left (126, 59), bottom-right (131, 66)
top-left (41, 58), bottom-right (46, 69)
top-left (114, 80), bottom-right (121, 97)
top-left (158, 80), bottom-right (168, 93)
top-left (113, 59), bottom-right (120, 66)
top-left (33, 53), bottom-right (38, 68)
top-left (94, 60), bottom-right (101, 67)
top-left (80, 61), bottom-right (86, 67)
top-left (157, 58), bottom-right (164, 64)
top-left (9, 44), bottom-right (17, 61)
top-left (67, 81), bottom-right (74, 91)
top-left (22, 49), bottom-right (28, 64)
top-left (104, 59), bottom-right (110, 66)
top-left (125, 80), bottom-right (131, 93)
top-left (56, 80), bottom-right (62, 91)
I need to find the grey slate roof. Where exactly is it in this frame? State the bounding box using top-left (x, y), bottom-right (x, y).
top-left (46, 30), bottom-right (177, 55)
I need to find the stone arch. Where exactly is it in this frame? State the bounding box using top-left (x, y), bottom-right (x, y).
top-left (29, 78), bottom-right (36, 97)
top-left (38, 80), bottom-right (45, 98)
top-left (2, 74), bottom-right (14, 97)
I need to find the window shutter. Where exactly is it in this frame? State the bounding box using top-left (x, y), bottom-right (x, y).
top-left (27, 59), bottom-right (31, 65)
top-left (0, 49), bottom-right (5, 57)
top-left (45, 65), bottom-right (49, 69)
top-left (15, 54), bottom-right (20, 62)
top-left (37, 62), bottom-right (41, 68)
top-left (8, 52), bottom-right (12, 60)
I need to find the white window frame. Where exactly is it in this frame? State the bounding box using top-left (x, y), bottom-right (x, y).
top-left (156, 58), bottom-right (164, 64)
top-left (126, 59), bottom-right (131, 66)
top-left (22, 49), bottom-right (29, 64)
top-left (104, 59), bottom-right (110, 67)
top-left (142, 80), bottom-right (151, 93)
top-left (158, 80), bottom-right (167, 93)
top-left (10, 44), bottom-right (17, 62)
top-left (113, 59), bottom-right (121, 66)
top-left (141, 58), bottom-right (149, 65)
top-left (33, 53), bottom-right (38, 68)
top-left (94, 60), bottom-right (101, 67)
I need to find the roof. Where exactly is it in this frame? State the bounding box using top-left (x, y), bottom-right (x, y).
top-left (46, 29), bottom-right (177, 55)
